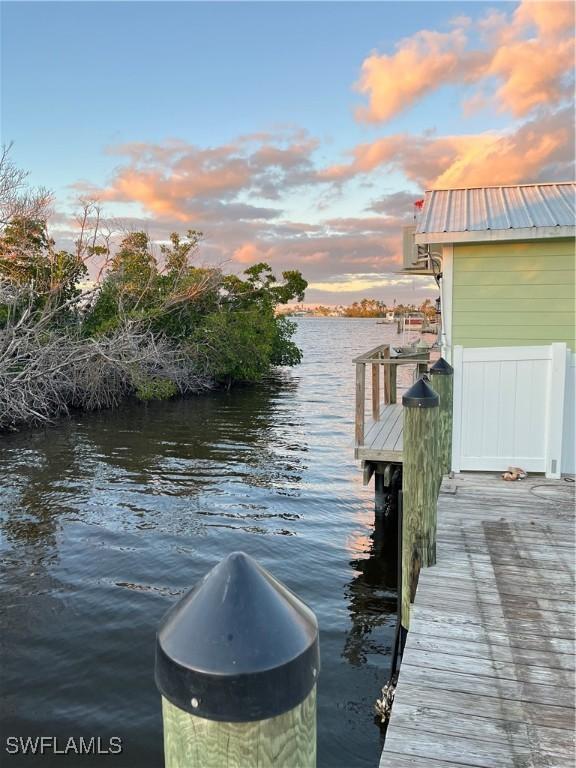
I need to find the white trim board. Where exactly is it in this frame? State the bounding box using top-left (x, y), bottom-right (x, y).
top-left (415, 226), bottom-right (575, 245)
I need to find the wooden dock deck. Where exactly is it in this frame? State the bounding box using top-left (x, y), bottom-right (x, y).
top-left (353, 345), bottom-right (430, 465)
top-left (381, 472), bottom-right (576, 768)
top-left (356, 404), bottom-right (404, 462)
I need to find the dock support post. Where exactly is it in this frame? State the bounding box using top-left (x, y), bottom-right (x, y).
top-left (429, 358), bottom-right (454, 479)
top-left (400, 377), bottom-right (439, 630)
top-left (155, 552), bottom-right (319, 768)
top-left (375, 471), bottom-right (386, 514)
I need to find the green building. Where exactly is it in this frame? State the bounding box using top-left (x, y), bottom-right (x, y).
top-left (405, 182), bottom-right (575, 477)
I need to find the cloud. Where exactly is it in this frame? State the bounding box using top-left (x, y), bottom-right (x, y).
top-left (90, 129), bottom-right (320, 221)
top-left (309, 273), bottom-right (436, 293)
top-left (64, 1), bottom-right (573, 304)
top-left (233, 242), bottom-right (275, 264)
top-left (487, 36), bottom-right (574, 117)
top-left (356, 28), bottom-right (485, 123)
top-left (434, 108), bottom-right (574, 188)
top-left (367, 190), bottom-right (422, 217)
top-left (354, 0), bottom-right (574, 123)
top-left (317, 107), bottom-right (574, 189)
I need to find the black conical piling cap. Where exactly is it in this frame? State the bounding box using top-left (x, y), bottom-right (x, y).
top-left (155, 552), bottom-right (320, 722)
top-left (429, 357), bottom-right (454, 376)
top-left (402, 376), bottom-right (439, 408)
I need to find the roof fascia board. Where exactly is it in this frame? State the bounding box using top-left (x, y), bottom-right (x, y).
top-left (414, 226), bottom-right (576, 245)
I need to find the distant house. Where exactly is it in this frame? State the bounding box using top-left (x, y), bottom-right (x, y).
top-left (403, 182), bottom-right (575, 477)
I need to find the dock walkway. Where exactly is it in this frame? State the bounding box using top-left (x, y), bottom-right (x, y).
top-left (381, 472), bottom-right (575, 768)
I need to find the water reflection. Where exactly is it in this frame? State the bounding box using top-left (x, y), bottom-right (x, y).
top-left (343, 495), bottom-right (399, 669)
top-left (0, 319), bottom-right (406, 768)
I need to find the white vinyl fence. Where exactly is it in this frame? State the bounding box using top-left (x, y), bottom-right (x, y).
top-left (452, 343), bottom-right (569, 478)
top-left (562, 351), bottom-right (575, 476)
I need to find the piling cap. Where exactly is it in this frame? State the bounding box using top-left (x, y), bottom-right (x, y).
top-left (429, 357), bottom-right (454, 376)
top-left (155, 552), bottom-right (320, 722)
top-left (402, 376), bottom-right (439, 408)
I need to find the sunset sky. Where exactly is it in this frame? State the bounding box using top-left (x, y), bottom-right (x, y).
top-left (2, 1), bottom-right (574, 304)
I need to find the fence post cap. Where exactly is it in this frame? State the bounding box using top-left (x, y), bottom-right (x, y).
top-left (402, 376), bottom-right (439, 408)
top-left (155, 551), bottom-right (319, 722)
top-left (429, 357), bottom-right (454, 376)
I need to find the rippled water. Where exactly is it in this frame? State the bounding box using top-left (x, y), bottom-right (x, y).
top-left (0, 319), bottom-right (424, 767)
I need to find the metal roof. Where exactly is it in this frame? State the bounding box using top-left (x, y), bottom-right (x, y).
top-left (415, 182), bottom-right (576, 244)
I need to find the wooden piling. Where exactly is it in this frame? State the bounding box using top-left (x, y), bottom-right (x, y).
top-left (400, 377), bottom-right (439, 630)
top-left (161, 691), bottom-right (316, 768)
top-left (429, 357), bottom-right (454, 477)
top-left (375, 470), bottom-right (386, 514)
top-left (156, 552), bottom-right (320, 768)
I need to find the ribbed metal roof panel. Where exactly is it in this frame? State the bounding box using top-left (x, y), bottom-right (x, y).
top-left (416, 183), bottom-right (576, 234)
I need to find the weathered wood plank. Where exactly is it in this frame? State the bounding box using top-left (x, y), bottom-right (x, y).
top-left (380, 472), bottom-right (576, 768)
top-left (385, 726), bottom-right (530, 768)
top-left (382, 753), bottom-right (473, 768)
top-left (398, 662), bottom-right (574, 708)
top-left (409, 604), bottom-right (576, 640)
top-left (393, 683), bottom-right (576, 732)
top-left (408, 616), bottom-right (575, 654)
top-left (402, 647), bottom-right (574, 688)
top-left (414, 585), bottom-right (576, 616)
top-left (391, 702), bottom-right (575, 757)
top-left (418, 571), bottom-right (574, 601)
top-left (408, 632), bottom-right (576, 672)
top-left (385, 722), bottom-right (571, 768)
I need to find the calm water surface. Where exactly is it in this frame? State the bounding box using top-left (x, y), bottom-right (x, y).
top-left (0, 319), bottom-right (419, 767)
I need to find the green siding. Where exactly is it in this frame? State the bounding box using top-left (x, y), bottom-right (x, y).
top-left (452, 239), bottom-right (576, 350)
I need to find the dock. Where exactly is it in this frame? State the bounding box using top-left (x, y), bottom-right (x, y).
top-left (381, 472), bottom-right (576, 767)
top-left (356, 404), bottom-right (404, 462)
top-left (353, 344), bottom-right (430, 465)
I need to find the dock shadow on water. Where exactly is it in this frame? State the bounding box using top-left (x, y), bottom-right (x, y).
top-left (0, 318), bottom-right (404, 767)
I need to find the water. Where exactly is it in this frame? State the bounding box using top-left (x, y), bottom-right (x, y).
top-left (0, 319), bottom-right (420, 767)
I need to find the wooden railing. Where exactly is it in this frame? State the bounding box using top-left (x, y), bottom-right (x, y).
top-left (352, 344), bottom-right (430, 447)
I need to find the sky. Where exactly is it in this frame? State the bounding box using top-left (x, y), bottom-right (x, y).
top-left (1, 1), bottom-right (574, 304)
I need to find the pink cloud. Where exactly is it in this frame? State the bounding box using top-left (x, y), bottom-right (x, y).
top-left (91, 130), bottom-right (320, 222)
top-left (316, 108), bottom-right (574, 190)
top-left (354, 0), bottom-right (574, 123)
top-left (356, 28), bottom-right (485, 123)
top-left (233, 242), bottom-right (275, 264)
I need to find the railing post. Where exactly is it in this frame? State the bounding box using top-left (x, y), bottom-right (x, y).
top-left (355, 362), bottom-right (366, 446)
top-left (415, 361), bottom-right (428, 379)
top-left (389, 363), bottom-right (397, 404)
top-left (371, 359), bottom-right (380, 421)
top-left (155, 552), bottom-right (320, 768)
top-left (382, 345), bottom-right (391, 404)
top-left (429, 358), bottom-right (454, 479)
top-left (400, 377), bottom-right (439, 631)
